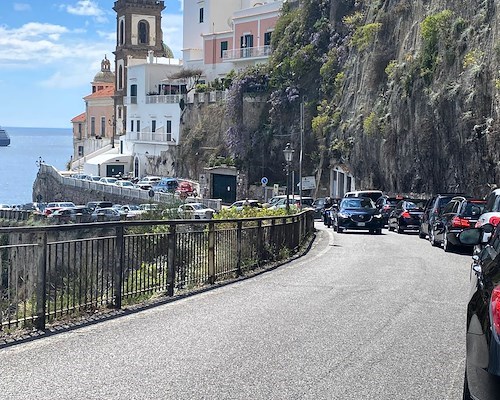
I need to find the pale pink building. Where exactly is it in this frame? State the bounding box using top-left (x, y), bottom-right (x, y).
top-left (71, 56), bottom-right (115, 162)
top-left (183, 0), bottom-right (283, 81)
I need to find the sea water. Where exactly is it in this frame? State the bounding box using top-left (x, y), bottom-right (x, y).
top-left (0, 127), bottom-right (73, 205)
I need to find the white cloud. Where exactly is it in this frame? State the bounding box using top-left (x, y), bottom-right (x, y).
top-left (13, 3), bottom-right (31, 11)
top-left (11, 22), bottom-right (69, 39)
top-left (64, 0), bottom-right (108, 23)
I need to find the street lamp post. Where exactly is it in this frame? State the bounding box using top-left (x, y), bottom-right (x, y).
top-left (283, 143), bottom-right (294, 214)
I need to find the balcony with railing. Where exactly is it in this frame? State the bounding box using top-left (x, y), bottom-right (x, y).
top-left (146, 94), bottom-right (186, 104)
top-left (125, 126), bottom-right (175, 144)
top-left (222, 46), bottom-right (272, 62)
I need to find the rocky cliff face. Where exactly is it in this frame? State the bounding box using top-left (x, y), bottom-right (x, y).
top-left (333, 0), bottom-right (500, 196)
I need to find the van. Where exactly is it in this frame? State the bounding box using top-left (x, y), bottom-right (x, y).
top-left (344, 190), bottom-right (384, 202)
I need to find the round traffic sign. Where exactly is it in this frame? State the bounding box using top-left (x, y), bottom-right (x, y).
top-left (261, 177), bottom-right (268, 186)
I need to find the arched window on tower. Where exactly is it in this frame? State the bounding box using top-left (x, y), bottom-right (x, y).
top-left (119, 20), bottom-right (124, 45)
top-left (138, 20), bottom-right (149, 45)
top-left (118, 65), bottom-right (123, 90)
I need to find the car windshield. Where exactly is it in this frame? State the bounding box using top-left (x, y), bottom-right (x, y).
top-left (341, 198), bottom-right (374, 209)
top-left (191, 203), bottom-right (204, 210)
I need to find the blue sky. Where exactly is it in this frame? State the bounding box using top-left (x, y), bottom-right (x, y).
top-left (0, 0), bottom-right (183, 128)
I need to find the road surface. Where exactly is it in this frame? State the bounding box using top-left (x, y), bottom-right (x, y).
top-left (0, 223), bottom-right (470, 399)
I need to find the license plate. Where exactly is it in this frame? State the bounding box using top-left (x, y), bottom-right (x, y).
top-left (357, 222), bottom-right (365, 226)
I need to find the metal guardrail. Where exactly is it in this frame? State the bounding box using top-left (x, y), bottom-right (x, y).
top-left (0, 212), bottom-right (314, 331)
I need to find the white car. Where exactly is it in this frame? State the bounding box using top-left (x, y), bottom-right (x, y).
top-left (115, 180), bottom-right (137, 189)
top-left (136, 176), bottom-right (162, 190)
top-left (178, 203), bottom-right (215, 219)
top-left (99, 177), bottom-right (118, 185)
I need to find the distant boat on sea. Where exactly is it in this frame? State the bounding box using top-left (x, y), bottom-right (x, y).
top-left (0, 127), bottom-right (11, 146)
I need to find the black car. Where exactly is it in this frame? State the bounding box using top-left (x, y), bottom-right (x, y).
top-left (419, 193), bottom-right (465, 240)
top-left (47, 206), bottom-right (93, 224)
top-left (312, 197), bottom-right (326, 219)
top-left (375, 195), bottom-right (401, 226)
top-left (458, 224), bottom-right (500, 400)
top-left (387, 199), bottom-right (426, 233)
top-left (333, 197), bottom-right (383, 234)
top-left (431, 196), bottom-right (486, 251)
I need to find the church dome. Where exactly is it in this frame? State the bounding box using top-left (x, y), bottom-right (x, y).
top-left (94, 55), bottom-right (115, 83)
top-left (162, 42), bottom-right (174, 58)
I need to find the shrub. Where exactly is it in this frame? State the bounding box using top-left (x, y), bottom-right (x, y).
top-left (351, 23), bottom-right (382, 51)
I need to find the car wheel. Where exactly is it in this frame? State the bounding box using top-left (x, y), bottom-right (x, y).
top-left (429, 228), bottom-right (439, 247)
top-left (337, 227), bottom-right (343, 233)
top-left (376, 228), bottom-right (382, 235)
top-left (397, 224), bottom-right (404, 234)
top-left (418, 226), bottom-right (426, 239)
top-left (443, 232), bottom-right (455, 253)
top-left (463, 370), bottom-right (472, 400)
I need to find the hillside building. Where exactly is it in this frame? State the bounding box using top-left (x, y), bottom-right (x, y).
top-left (183, 0), bottom-right (283, 81)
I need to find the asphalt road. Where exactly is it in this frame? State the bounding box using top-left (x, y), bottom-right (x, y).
top-left (0, 222), bottom-right (470, 399)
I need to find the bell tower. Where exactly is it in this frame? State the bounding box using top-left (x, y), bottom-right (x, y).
top-left (112, 0), bottom-right (166, 139)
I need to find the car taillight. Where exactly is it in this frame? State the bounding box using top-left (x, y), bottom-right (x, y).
top-left (451, 216), bottom-right (471, 228)
top-left (489, 216), bottom-right (500, 226)
top-left (401, 211), bottom-right (411, 218)
top-left (491, 287), bottom-right (500, 335)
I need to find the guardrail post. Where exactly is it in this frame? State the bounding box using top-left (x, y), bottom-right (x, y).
top-left (236, 221), bottom-right (242, 275)
top-left (167, 224), bottom-right (176, 296)
top-left (208, 222), bottom-right (215, 284)
top-left (114, 225), bottom-right (124, 309)
top-left (35, 232), bottom-right (47, 330)
top-left (257, 220), bottom-right (263, 267)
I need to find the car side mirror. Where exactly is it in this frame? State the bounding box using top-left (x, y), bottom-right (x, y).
top-left (458, 228), bottom-right (482, 245)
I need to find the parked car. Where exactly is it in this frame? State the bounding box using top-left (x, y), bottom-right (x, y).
top-left (152, 177), bottom-right (179, 193)
top-left (115, 180), bottom-right (137, 189)
top-left (387, 199), bottom-right (426, 234)
top-left (43, 202), bottom-right (76, 216)
top-left (430, 196), bottom-right (486, 251)
top-left (333, 197), bottom-right (383, 234)
top-left (475, 188), bottom-right (500, 229)
top-left (90, 207), bottom-right (122, 222)
top-left (98, 177), bottom-right (118, 185)
top-left (118, 204), bottom-right (143, 218)
top-left (86, 201), bottom-right (114, 211)
top-left (375, 195), bottom-right (402, 226)
top-left (418, 193), bottom-right (464, 240)
top-left (458, 224), bottom-right (500, 399)
top-left (269, 196), bottom-right (314, 210)
top-left (0, 204), bottom-right (11, 210)
top-left (136, 176), bottom-right (162, 190)
top-left (176, 181), bottom-right (195, 197)
top-left (177, 202), bottom-right (215, 219)
top-left (47, 206), bottom-right (93, 224)
top-left (230, 199), bottom-right (263, 210)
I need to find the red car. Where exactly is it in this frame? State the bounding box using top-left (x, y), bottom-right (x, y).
top-left (176, 181), bottom-right (195, 196)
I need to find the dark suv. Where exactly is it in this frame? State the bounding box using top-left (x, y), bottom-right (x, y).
top-left (431, 196), bottom-right (486, 251)
top-left (418, 193), bottom-right (465, 241)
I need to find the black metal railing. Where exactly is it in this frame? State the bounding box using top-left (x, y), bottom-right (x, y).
top-left (0, 212), bottom-right (314, 331)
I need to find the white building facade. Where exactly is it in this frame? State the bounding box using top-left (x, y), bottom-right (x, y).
top-left (121, 54), bottom-right (184, 178)
top-left (183, 0), bottom-right (283, 81)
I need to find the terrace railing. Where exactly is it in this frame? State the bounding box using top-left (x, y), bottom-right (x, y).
top-left (0, 212), bottom-right (314, 332)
